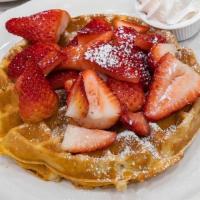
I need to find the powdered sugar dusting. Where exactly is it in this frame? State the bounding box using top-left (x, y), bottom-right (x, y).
top-left (164, 125), bottom-right (177, 138)
top-left (85, 43), bottom-right (119, 68)
top-left (84, 25), bottom-right (151, 85)
top-left (117, 131), bottom-right (161, 159)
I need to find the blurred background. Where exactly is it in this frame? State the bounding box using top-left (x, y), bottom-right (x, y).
top-left (0, 0), bottom-right (29, 14)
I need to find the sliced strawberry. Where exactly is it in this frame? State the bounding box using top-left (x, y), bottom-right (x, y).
top-left (144, 53), bottom-right (200, 121)
top-left (121, 111), bottom-right (150, 137)
top-left (66, 74), bottom-right (89, 120)
top-left (6, 9), bottom-right (70, 43)
top-left (61, 31), bottom-right (113, 71)
top-left (8, 43), bottom-right (64, 81)
top-left (134, 33), bottom-right (166, 51)
top-left (107, 78), bottom-right (145, 112)
top-left (148, 43), bottom-right (177, 69)
top-left (78, 17), bottom-right (112, 34)
top-left (113, 26), bottom-right (137, 44)
top-left (47, 70), bottom-right (78, 90)
top-left (85, 41), bottom-right (149, 84)
top-left (16, 63), bottom-right (58, 123)
top-left (113, 19), bottom-right (150, 33)
top-left (66, 69), bottom-right (121, 129)
top-left (61, 124), bottom-right (116, 153)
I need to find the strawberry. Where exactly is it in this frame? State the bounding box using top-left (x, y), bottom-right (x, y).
top-left (121, 111), bottom-right (150, 137)
top-left (85, 41), bottom-right (149, 84)
top-left (61, 31), bottom-right (113, 71)
top-left (113, 26), bottom-right (137, 44)
top-left (16, 63), bottom-right (58, 123)
top-left (66, 74), bottom-right (89, 120)
top-left (113, 26), bottom-right (165, 51)
top-left (144, 53), bottom-right (200, 121)
top-left (107, 78), bottom-right (145, 112)
top-left (66, 69), bottom-right (121, 129)
top-left (148, 43), bottom-right (177, 69)
top-left (61, 124), bottom-right (116, 153)
top-left (113, 18), bottom-right (150, 33)
top-left (78, 17), bottom-right (112, 34)
top-left (8, 43), bottom-right (64, 80)
top-left (134, 33), bottom-right (166, 51)
top-left (47, 70), bottom-right (78, 90)
top-left (6, 9), bottom-right (70, 43)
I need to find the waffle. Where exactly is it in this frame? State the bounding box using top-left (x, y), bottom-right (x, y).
top-left (0, 15), bottom-right (200, 190)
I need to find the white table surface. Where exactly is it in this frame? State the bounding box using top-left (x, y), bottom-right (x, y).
top-left (0, 0), bottom-right (29, 14)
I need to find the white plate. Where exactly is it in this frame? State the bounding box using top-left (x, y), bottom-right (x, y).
top-left (0, 0), bottom-right (200, 199)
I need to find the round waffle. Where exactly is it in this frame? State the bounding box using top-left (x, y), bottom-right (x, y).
top-left (0, 15), bottom-right (200, 190)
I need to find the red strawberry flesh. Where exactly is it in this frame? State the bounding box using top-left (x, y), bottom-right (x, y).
top-left (85, 41), bottom-right (150, 84)
top-left (107, 78), bottom-right (145, 112)
top-left (16, 63), bottom-right (58, 123)
top-left (61, 31), bottom-right (113, 71)
top-left (121, 111), bottom-right (150, 137)
top-left (78, 17), bottom-right (112, 34)
top-left (6, 9), bottom-right (70, 43)
top-left (113, 19), bottom-right (150, 33)
top-left (8, 43), bottom-right (64, 80)
top-left (47, 70), bottom-right (78, 90)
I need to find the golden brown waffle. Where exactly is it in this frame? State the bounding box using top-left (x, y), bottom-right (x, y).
top-left (0, 15), bottom-right (200, 190)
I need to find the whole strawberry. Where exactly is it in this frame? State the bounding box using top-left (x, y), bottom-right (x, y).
top-left (6, 9), bottom-right (70, 43)
top-left (16, 63), bottom-right (58, 123)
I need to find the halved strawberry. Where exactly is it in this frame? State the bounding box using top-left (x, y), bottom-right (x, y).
top-left (107, 78), bottom-right (145, 112)
top-left (144, 53), bottom-right (200, 121)
top-left (113, 18), bottom-right (150, 33)
top-left (47, 70), bottom-right (78, 90)
top-left (121, 111), bottom-right (150, 137)
top-left (61, 124), bottom-right (116, 153)
top-left (78, 17), bottom-right (112, 34)
top-left (8, 43), bottom-right (64, 81)
top-left (66, 74), bottom-right (89, 120)
top-left (61, 31), bottom-right (113, 71)
top-left (66, 69), bottom-right (121, 129)
top-left (85, 41), bottom-right (149, 84)
top-left (6, 9), bottom-right (70, 43)
top-left (148, 43), bottom-right (177, 69)
top-left (16, 63), bottom-right (58, 123)
top-left (134, 33), bottom-right (166, 51)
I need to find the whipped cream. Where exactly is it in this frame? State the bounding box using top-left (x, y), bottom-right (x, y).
top-left (137, 0), bottom-right (200, 25)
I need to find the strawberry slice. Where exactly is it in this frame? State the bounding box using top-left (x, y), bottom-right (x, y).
top-left (6, 9), bottom-right (70, 43)
top-left (113, 26), bottom-right (165, 51)
top-left (134, 33), bottom-right (166, 51)
top-left (61, 124), bottom-right (116, 153)
top-left (66, 69), bottom-right (121, 129)
top-left (78, 17), bottom-right (112, 34)
top-left (107, 78), bottom-right (145, 112)
top-left (113, 18), bottom-right (150, 33)
top-left (61, 31), bottom-right (113, 71)
top-left (113, 26), bottom-right (137, 44)
top-left (8, 43), bottom-right (64, 81)
top-left (16, 63), bottom-right (58, 123)
top-left (47, 70), bottom-right (78, 90)
top-left (66, 74), bottom-right (89, 120)
top-left (85, 41), bottom-right (149, 84)
top-left (121, 111), bottom-right (150, 137)
top-left (148, 43), bottom-right (177, 69)
top-left (144, 53), bottom-right (200, 121)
